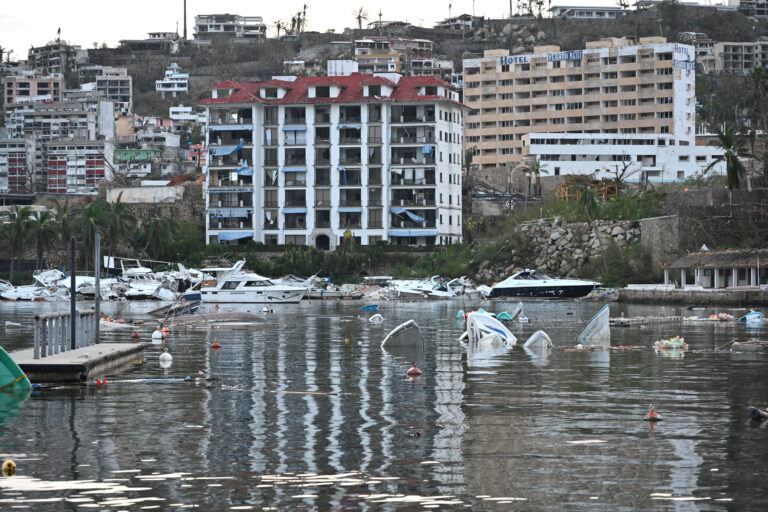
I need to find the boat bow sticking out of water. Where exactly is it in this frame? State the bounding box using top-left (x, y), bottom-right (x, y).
top-left (489, 270), bottom-right (599, 299)
top-left (575, 304), bottom-right (611, 348)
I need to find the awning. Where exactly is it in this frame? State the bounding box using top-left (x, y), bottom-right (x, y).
top-left (209, 143), bottom-right (242, 156)
top-left (208, 208), bottom-right (251, 218)
top-left (337, 207), bottom-right (362, 213)
top-left (217, 230), bottom-right (253, 241)
top-left (390, 207), bottom-right (426, 223)
top-left (281, 167), bottom-right (307, 173)
top-left (236, 166), bottom-right (254, 176)
top-left (209, 124), bottom-right (254, 131)
top-left (283, 208), bottom-right (307, 214)
top-left (282, 126), bottom-right (307, 131)
top-left (338, 124), bottom-right (362, 129)
top-left (388, 229), bottom-right (438, 237)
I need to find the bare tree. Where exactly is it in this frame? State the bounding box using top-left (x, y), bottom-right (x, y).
top-left (353, 7), bottom-right (369, 30)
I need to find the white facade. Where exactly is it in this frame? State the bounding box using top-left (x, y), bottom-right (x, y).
top-left (0, 156), bottom-right (9, 193)
top-left (202, 75), bottom-right (464, 249)
top-left (549, 5), bottom-right (626, 18)
top-left (523, 133), bottom-right (725, 182)
top-left (170, 105), bottom-right (207, 124)
top-left (155, 63), bottom-right (189, 98)
top-left (194, 14), bottom-right (267, 40)
top-left (45, 140), bottom-right (114, 194)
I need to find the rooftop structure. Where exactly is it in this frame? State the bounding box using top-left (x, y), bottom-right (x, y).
top-left (119, 32), bottom-right (179, 52)
top-left (463, 37), bottom-right (696, 169)
top-left (549, 5), bottom-right (627, 18)
top-left (27, 40), bottom-right (88, 75)
top-left (194, 14), bottom-right (267, 40)
top-left (199, 73), bottom-right (465, 249)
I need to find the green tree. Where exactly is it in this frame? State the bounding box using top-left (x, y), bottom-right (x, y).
top-left (706, 124), bottom-right (747, 191)
top-left (105, 192), bottom-right (137, 258)
top-left (749, 67), bottom-right (768, 185)
top-left (51, 197), bottom-right (76, 246)
top-left (574, 185), bottom-right (600, 227)
top-left (29, 211), bottom-right (58, 270)
top-left (76, 200), bottom-right (109, 267)
top-left (139, 218), bottom-right (177, 260)
top-left (7, 206), bottom-right (32, 282)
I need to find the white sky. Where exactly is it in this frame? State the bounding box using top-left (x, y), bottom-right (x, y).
top-left (0, 0), bottom-right (619, 59)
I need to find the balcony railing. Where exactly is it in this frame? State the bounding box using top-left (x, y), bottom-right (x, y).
top-left (264, 201), bottom-right (278, 208)
top-left (390, 114), bottom-right (436, 123)
top-left (339, 137), bottom-right (362, 144)
top-left (390, 135), bottom-right (435, 143)
top-left (391, 177), bottom-right (436, 186)
top-left (284, 199), bottom-right (306, 207)
top-left (391, 156), bottom-right (436, 165)
top-left (339, 199), bottom-right (362, 206)
top-left (315, 199), bottom-right (332, 207)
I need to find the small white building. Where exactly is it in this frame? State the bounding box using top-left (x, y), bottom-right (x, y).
top-left (522, 133), bottom-right (725, 183)
top-left (170, 105), bottom-right (207, 125)
top-left (155, 63), bottom-right (189, 98)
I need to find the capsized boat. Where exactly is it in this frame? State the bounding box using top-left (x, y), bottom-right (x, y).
top-left (381, 320), bottom-right (423, 350)
top-left (575, 304), bottom-right (611, 347)
top-left (466, 311), bottom-right (517, 351)
top-left (523, 330), bottom-right (554, 349)
top-left (489, 269), bottom-right (599, 298)
top-left (739, 311), bottom-right (764, 328)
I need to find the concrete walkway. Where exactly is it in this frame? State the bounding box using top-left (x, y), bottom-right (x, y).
top-left (12, 343), bottom-right (149, 383)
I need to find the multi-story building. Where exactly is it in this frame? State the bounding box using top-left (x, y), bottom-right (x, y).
top-left (706, 39), bottom-right (768, 74)
top-left (119, 32), bottom-right (179, 52)
top-left (522, 133), bottom-right (724, 182)
top-left (156, 63), bottom-right (189, 98)
top-left (45, 140), bottom-right (113, 194)
top-left (194, 14), bottom-right (267, 40)
top-left (0, 140), bottom-right (32, 193)
top-left (78, 66), bottom-right (133, 115)
top-left (170, 105), bottom-right (207, 125)
top-left (2, 99), bottom-right (115, 193)
top-left (735, 0), bottom-right (768, 16)
top-left (0, 156), bottom-right (8, 194)
top-left (548, 5), bottom-right (626, 18)
top-left (199, 72), bottom-right (465, 248)
top-left (463, 37), bottom-right (696, 169)
top-left (27, 40), bottom-right (88, 75)
top-left (3, 72), bottom-right (64, 104)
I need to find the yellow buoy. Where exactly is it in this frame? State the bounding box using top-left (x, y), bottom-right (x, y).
top-left (2, 460), bottom-right (16, 477)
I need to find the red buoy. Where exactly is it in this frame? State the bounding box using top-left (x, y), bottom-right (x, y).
top-left (211, 342), bottom-right (222, 349)
top-left (132, 332), bottom-right (141, 339)
top-left (406, 362), bottom-right (422, 376)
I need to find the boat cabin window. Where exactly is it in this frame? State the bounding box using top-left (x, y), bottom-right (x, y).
top-left (244, 280), bottom-right (268, 287)
top-left (221, 281), bottom-right (240, 290)
top-left (536, 274), bottom-right (552, 280)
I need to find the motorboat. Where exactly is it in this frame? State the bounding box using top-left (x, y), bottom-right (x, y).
top-left (200, 260), bottom-right (306, 303)
top-left (488, 269), bottom-right (599, 299)
top-left (0, 268), bottom-right (69, 301)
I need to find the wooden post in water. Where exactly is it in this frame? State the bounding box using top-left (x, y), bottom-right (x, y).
top-left (94, 233), bottom-right (100, 344)
top-left (70, 236), bottom-right (76, 350)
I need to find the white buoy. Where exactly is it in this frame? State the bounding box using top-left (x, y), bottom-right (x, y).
top-left (369, 314), bottom-right (384, 323)
top-left (159, 349), bottom-right (173, 369)
top-left (262, 306), bottom-right (269, 313)
top-left (151, 330), bottom-right (164, 341)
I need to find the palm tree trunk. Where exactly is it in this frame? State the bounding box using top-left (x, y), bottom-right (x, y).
top-left (9, 258), bottom-right (14, 283)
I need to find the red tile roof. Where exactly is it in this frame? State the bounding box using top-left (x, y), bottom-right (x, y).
top-left (199, 73), bottom-right (465, 107)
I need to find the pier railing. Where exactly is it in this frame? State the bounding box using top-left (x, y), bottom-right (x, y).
top-left (33, 311), bottom-right (97, 360)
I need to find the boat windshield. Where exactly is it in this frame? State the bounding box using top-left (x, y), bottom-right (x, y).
top-left (535, 274), bottom-right (552, 280)
top-left (244, 280), bottom-right (274, 287)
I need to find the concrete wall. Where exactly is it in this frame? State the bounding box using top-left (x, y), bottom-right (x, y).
top-left (639, 215), bottom-right (680, 271)
top-left (107, 186), bottom-right (184, 204)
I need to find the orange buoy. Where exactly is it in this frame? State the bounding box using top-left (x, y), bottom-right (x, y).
top-left (211, 342), bottom-right (222, 349)
top-left (643, 404), bottom-right (663, 422)
top-left (214, 305), bottom-right (220, 310)
top-left (161, 326), bottom-right (170, 334)
top-left (132, 332), bottom-right (140, 339)
top-left (406, 362), bottom-right (422, 376)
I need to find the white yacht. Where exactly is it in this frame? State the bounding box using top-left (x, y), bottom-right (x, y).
top-left (489, 269), bottom-right (599, 299)
top-left (200, 260), bottom-right (307, 303)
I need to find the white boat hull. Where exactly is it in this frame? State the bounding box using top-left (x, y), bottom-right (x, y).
top-left (200, 289), bottom-right (305, 303)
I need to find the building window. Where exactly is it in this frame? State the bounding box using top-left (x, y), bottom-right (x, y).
top-left (315, 86), bottom-right (330, 98)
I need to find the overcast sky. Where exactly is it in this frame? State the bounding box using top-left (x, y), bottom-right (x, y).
top-left (0, 0), bottom-right (620, 59)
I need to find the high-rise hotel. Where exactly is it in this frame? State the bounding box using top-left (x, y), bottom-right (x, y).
top-left (462, 37), bottom-right (722, 181)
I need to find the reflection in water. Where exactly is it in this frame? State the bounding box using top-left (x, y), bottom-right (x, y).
top-left (0, 300), bottom-right (767, 510)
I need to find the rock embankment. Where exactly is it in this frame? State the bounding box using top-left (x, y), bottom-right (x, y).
top-left (475, 218), bottom-right (641, 283)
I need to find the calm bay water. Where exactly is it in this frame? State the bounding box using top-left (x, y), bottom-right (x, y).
top-left (0, 299), bottom-right (766, 510)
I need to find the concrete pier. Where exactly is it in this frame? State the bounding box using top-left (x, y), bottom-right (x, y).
top-left (618, 287), bottom-right (768, 306)
top-left (12, 343), bottom-right (149, 383)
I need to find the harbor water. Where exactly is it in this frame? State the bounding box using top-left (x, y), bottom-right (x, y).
top-left (0, 300), bottom-right (766, 510)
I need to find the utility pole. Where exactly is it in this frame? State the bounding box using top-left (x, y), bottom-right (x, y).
top-left (70, 237), bottom-right (76, 350)
top-left (94, 233), bottom-right (100, 345)
top-left (183, 0), bottom-right (188, 40)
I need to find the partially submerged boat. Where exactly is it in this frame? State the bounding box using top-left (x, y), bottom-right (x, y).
top-left (575, 304), bottom-right (611, 348)
top-left (466, 312), bottom-right (517, 351)
top-left (381, 320), bottom-right (423, 350)
top-left (0, 346), bottom-right (31, 395)
top-left (488, 269), bottom-right (599, 299)
top-left (739, 311), bottom-right (764, 328)
top-left (523, 330), bottom-right (554, 349)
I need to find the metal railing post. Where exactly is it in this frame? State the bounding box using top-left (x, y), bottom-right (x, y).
top-left (33, 316), bottom-right (40, 360)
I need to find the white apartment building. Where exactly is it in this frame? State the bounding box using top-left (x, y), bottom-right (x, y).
top-left (170, 105), bottom-right (207, 125)
top-left (200, 72), bottom-right (465, 249)
top-left (45, 140), bottom-right (114, 194)
top-left (522, 133), bottom-right (725, 183)
top-left (78, 66), bottom-right (133, 116)
top-left (155, 63), bottom-right (189, 98)
top-left (194, 14), bottom-right (267, 40)
top-left (0, 140), bottom-right (30, 193)
top-left (463, 37), bottom-right (697, 169)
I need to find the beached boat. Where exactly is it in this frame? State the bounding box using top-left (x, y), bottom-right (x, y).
top-left (489, 269), bottom-right (599, 298)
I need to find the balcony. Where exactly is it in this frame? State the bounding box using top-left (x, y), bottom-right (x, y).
top-left (315, 198), bottom-right (332, 207)
top-left (339, 198), bottom-right (362, 207)
top-left (284, 199), bottom-right (306, 207)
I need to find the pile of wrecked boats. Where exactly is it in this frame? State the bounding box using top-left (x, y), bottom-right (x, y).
top-left (1, 261), bottom-right (602, 304)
